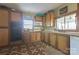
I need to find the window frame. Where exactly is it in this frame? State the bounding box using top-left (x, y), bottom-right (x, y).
top-left (23, 20), bottom-right (33, 30)
top-left (56, 12), bottom-right (77, 31)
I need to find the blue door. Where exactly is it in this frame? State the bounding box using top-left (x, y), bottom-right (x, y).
top-left (11, 22), bottom-right (21, 41)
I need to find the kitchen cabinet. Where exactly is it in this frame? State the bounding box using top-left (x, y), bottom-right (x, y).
top-left (31, 32), bottom-right (37, 42)
top-left (23, 30), bottom-right (31, 44)
top-left (36, 32), bottom-right (41, 41)
top-left (50, 12), bottom-right (55, 27)
top-left (42, 16), bottom-right (46, 27)
top-left (45, 12), bottom-right (55, 27)
top-left (35, 16), bottom-right (42, 22)
top-left (0, 8), bottom-right (9, 47)
top-left (0, 7), bottom-right (22, 47)
top-left (57, 34), bottom-right (70, 54)
top-left (0, 29), bottom-right (9, 47)
top-left (50, 33), bottom-right (57, 47)
top-left (44, 32), bottom-right (49, 43)
top-left (41, 32), bottom-right (45, 42)
top-left (31, 32), bottom-right (41, 42)
top-left (42, 31), bottom-right (70, 54)
top-left (46, 13), bottom-right (51, 27)
top-left (34, 16), bottom-right (43, 31)
top-left (0, 9), bottom-right (9, 27)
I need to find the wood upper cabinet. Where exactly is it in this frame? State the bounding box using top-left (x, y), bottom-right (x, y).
top-left (57, 34), bottom-right (70, 54)
top-left (50, 33), bottom-right (57, 47)
top-left (11, 11), bottom-right (21, 22)
top-left (50, 12), bottom-right (55, 27)
top-left (46, 13), bottom-right (51, 26)
top-left (35, 16), bottom-right (42, 22)
top-left (0, 29), bottom-right (9, 47)
top-left (45, 12), bottom-right (55, 27)
top-left (0, 9), bottom-right (9, 27)
top-left (42, 16), bottom-right (46, 26)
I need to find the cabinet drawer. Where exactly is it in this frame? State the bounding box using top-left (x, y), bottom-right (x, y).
top-left (0, 29), bottom-right (9, 47)
top-left (0, 9), bottom-right (9, 27)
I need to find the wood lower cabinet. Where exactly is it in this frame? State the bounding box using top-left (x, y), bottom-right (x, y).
top-left (31, 32), bottom-right (37, 42)
top-left (50, 33), bottom-right (57, 47)
top-left (31, 32), bottom-right (41, 42)
top-left (36, 32), bottom-right (41, 41)
top-left (0, 29), bottom-right (9, 47)
top-left (57, 34), bottom-right (70, 54)
top-left (41, 32), bottom-right (45, 42)
top-left (44, 32), bottom-right (49, 43)
top-left (23, 31), bottom-right (31, 44)
top-left (43, 32), bottom-right (70, 54)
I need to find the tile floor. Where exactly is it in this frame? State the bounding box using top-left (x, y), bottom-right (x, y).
top-left (0, 41), bottom-right (64, 55)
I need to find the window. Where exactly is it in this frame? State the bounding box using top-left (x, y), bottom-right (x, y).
top-left (23, 20), bottom-right (33, 29)
top-left (65, 13), bottom-right (76, 30)
top-left (57, 17), bottom-right (64, 30)
top-left (56, 13), bottom-right (76, 30)
top-left (23, 16), bottom-right (33, 30)
top-left (34, 21), bottom-right (42, 31)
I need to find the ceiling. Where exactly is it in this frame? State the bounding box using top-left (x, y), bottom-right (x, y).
top-left (0, 3), bottom-right (63, 14)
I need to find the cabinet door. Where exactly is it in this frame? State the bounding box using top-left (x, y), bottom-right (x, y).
top-left (41, 32), bottom-right (45, 41)
top-left (36, 32), bottom-right (41, 41)
top-left (23, 31), bottom-right (31, 44)
top-left (57, 34), bottom-right (70, 54)
top-left (11, 12), bottom-right (21, 22)
top-left (46, 13), bottom-right (51, 26)
top-left (44, 32), bottom-right (49, 43)
top-left (50, 12), bottom-right (55, 27)
top-left (35, 16), bottom-right (42, 22)
top-left (0, 29), bottom-right (9, 47)
top-left (42, 16), bottom-right (46, 27)
top-left (50, 33), bottom-right (57, 47)
top-left (31, 32), bottom-right (37, 42)
top-left (0, 9), bottom-right (9, 27)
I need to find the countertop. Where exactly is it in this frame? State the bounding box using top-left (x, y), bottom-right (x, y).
top-left (42, 31), bottom-right (79, 37)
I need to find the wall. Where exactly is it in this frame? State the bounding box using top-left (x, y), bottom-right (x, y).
top-left (54, 3), bottom-right (77, 18)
